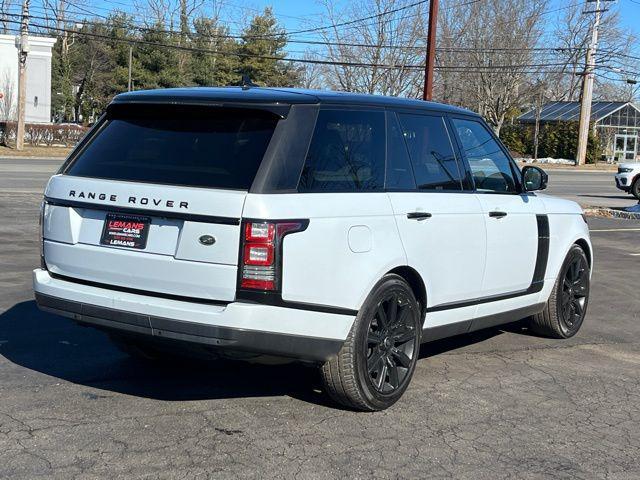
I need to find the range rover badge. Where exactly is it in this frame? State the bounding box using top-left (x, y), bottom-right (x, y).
top-left (199, 235), bottom-right (216, 246)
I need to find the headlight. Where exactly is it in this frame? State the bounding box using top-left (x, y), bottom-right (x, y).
top-left (39, 200), bottom-right (46, 269)
top-left (618, 167), bottom-right (633, 173)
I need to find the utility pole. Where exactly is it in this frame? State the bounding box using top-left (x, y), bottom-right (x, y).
top-left (422, 0), bottom-right (439, 101)
top-left (575, 0), bottom-right (606, 165)
top-left (533, 87), bottom-right (544, 161)
top-left (15, 0), bottom-right (30, 151)
top-left (128, 45), bottom-right (133, 91)
top-left (58, 0), bottom-right (66, 54)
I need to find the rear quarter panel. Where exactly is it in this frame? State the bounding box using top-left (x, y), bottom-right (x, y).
top-left (242, 193), bottom-right (406, 310)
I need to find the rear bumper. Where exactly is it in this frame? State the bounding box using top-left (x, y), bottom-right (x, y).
top-left (33, 269), bottom-right (353, 362)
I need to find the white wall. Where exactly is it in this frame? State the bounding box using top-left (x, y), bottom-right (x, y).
top-left (0, 34), bottom-right (56, 123)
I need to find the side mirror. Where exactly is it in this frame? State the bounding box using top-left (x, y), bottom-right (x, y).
top-left (522, 165), bottom-right (548, 191)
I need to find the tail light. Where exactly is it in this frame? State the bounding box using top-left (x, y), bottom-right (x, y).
top-left (239, 220), bottom-right (308, 292)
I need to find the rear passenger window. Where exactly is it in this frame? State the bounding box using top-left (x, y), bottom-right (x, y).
top-left (298, 110), bottom-right (385, 192)
top-left (397, 113), bottom-right (463, 191)
top-left (451, 118), bottom-right (517, 193)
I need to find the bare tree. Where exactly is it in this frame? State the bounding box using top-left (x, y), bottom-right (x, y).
top-left (0, 0), bottom-right (15, 34)
top-left (437, 0), bottom-right (548, 135)
top-left (318, 0), bottom-right (426, 97)
top-left (299, 52), bottom-right (325, 90)
top-left (545, 4), bottom-right (638, 102)
top-left (0, 69), bottom-right (16, 121)
top-left (135, 0), bottom-right (204, 29)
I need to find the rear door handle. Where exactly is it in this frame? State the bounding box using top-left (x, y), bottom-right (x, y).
top-left (407, 212), bottom-right (432, 220)
top-left (489, 211), bottom-right (507, 218)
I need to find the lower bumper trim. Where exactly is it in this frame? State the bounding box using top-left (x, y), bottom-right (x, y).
top-left (35, 292), bottom-right (343, 362)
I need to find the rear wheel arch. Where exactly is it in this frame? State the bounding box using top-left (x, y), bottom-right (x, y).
top-left (387, 266), bottom-right (427, 323)
top-left (574, 238), bottom-right (592, 268)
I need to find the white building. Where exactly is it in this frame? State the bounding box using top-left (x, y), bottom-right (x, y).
top-left (0, 34), bottom-right (57, 123)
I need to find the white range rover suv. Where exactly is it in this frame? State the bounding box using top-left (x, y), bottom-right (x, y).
top-left (34, 87), bottom-right (593, 411)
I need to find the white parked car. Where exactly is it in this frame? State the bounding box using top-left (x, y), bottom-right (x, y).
top-left (614, 163), bottom-right (640, 199)
top-left (34, 88), bottom-right (593, 411)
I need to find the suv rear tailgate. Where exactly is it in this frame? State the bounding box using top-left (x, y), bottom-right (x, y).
top-left (43, 175), bottom-right (245, 301)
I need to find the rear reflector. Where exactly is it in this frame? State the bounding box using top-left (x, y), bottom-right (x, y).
top-left (239, 220), bottom-right (308, 292)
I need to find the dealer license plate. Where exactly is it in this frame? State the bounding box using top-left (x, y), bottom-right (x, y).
top-left (100, 213), bottom-right (151, 250)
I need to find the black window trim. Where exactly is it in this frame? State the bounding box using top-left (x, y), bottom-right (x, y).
top-left (250, 104), bottom-right (320, 194)
top-left (447, 113), bottom-right (525, 195)
top-left (384, 110), bottom-right (417, 191)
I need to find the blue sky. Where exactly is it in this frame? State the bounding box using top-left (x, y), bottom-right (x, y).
top-left (61, 0), bottom-right (639, 43)
top-left (22, 0), bottom-right (639, 58)
top-left (94, 0), bottom-right (640, 52)
top-left (209, 0), bottom-right (640, 40)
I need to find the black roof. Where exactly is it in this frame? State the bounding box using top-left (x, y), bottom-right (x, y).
top-left (518, 101), bottom-right (636, 123)
top-left (112, 86), bottom-right (475, 116)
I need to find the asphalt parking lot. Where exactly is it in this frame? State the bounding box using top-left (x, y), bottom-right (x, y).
top-left (1, 158), bottom-right (640, 479)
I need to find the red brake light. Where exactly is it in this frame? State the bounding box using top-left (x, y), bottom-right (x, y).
top-left (239, 220), bottom-right (307, 292)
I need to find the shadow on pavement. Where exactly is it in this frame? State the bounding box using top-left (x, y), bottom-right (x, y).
top-left (1, 300), bottom-right (536, 405)
top-left (0, 300), bottom-right (331, 405)
top-left (419, 320), bottom-right (533, 359)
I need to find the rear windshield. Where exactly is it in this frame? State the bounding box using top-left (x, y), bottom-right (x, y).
top-left (64, 104), bottom-right (279, 190)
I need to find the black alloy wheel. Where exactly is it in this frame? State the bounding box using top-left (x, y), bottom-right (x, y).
top-left (529, 244), bottom-right (590, 339)
top-left (320, 274), bottom-right (422, 411)
top-left (558, 252), bottom-right (590, 336)
top-left (365, 293), bottom-right (417, 394)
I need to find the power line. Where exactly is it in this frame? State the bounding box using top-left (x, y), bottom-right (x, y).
top-left (0, 8), bottom-right (595, 59)
top-left (5, 0), bottom-right (586, 47)
top-left (0, 16), bottom-right (594, 74)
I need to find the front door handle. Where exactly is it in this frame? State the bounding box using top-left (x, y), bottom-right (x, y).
top-left (407, 212), bottom-right (432, 220)
top-left (489, 211), bottom-right (507, 218)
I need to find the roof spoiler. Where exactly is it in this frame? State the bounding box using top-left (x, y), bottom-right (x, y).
top-left (108, 98), bottom-right (291, 118)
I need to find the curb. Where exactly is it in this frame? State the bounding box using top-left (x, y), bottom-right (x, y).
top-left (583, 207), bottom-right (640, 220)
top-left (0, 156), bottom-right (68, 160)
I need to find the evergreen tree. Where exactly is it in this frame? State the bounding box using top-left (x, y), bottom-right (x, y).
top-left (190, 17), bottom-right (239, 87)
top-left (237, 8), bottom-right (300, 87)
top-left (136, 25), bottom-right (184, 89)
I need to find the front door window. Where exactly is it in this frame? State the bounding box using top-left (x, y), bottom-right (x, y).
top-left (451, 118), bottom-right (518, 193)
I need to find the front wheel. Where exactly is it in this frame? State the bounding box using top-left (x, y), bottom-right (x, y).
top-left (320, 274), bottom-right (422, 411)
top-left (529, 244), bottom-right (590, 338)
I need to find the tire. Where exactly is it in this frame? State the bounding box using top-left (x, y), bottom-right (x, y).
top-left (631, 177), bottom-right (640, 200)
top-left (529, 244), bottom-right (590, 339)
top-left (320, 274), bottom-right (422, 411)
